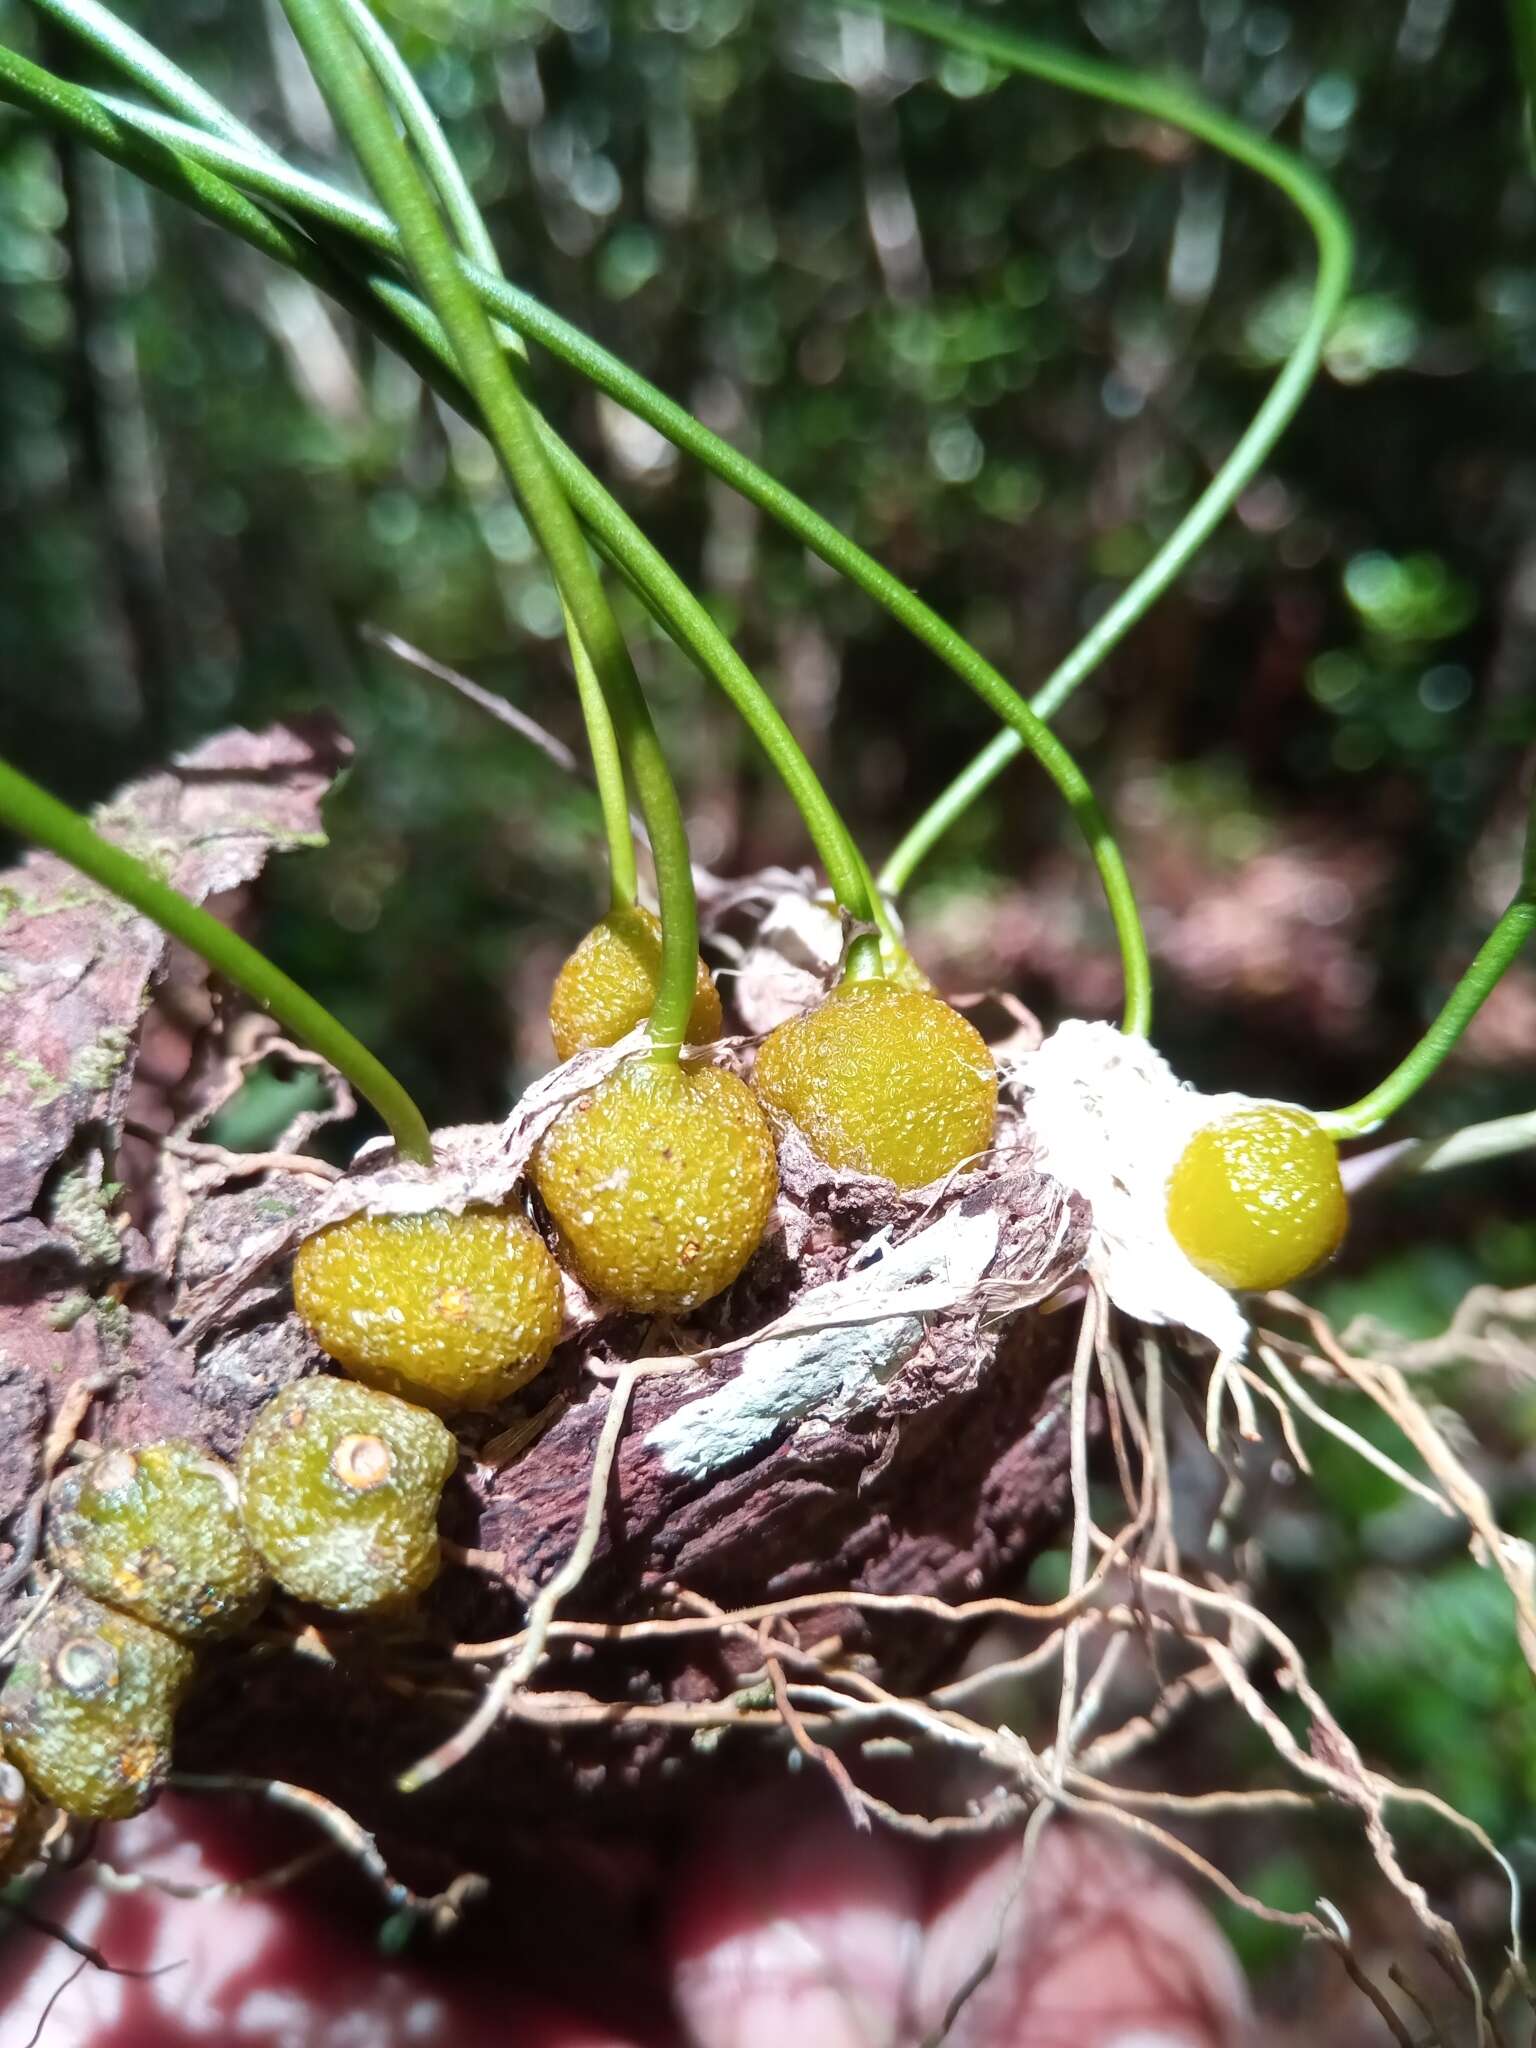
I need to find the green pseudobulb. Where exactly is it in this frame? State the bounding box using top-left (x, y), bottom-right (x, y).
top-left (532, 1057), bottom-right (778, 1313)
top-left (548, 905), bottom-right (722, 1059)
top-left (1166, 1104), bottom-right (1348, 1292)
top-left (0, 1589), bottom-right (195, 1820)
top-left (47, 1439), bottom-right (269, 1642)
top-left (237, 1378), bottom-right (457, 1614)
top-left (754, 981), bottom-right (997, 1188)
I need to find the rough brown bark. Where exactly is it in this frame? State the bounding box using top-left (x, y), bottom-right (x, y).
top-left (0, 725), bottom-right (1087, 1906)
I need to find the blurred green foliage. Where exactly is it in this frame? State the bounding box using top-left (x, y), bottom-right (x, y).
top-left (4, 0), bottom-right (1534, 1123)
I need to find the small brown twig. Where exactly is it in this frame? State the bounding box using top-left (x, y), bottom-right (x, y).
top-left (361, 626), bottom-right (583, 776)
top-left (125, 1124), bottom-right (343, 1184)
top-left (168, 1773), bottom-right (486, 1933)
top-left (86, 1844), bottom-right (334, 1903)
top-left (760, 1622), bottom-right (871, 1832)
top-left (0, 1570), bottom-right (64, 1662)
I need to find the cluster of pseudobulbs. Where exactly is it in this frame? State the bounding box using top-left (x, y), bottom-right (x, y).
top-left (0, 908), bottom-right (1346, 1844)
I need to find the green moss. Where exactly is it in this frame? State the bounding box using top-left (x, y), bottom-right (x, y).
top-left (68, 1025), bottom-right (132, 1094)
top-left (237, 1378), bottom-right (457, 1614)
top-left (93, 1296), bottom-right (136, 1349)
top-left (47, 1440), bottom-right (270, 1642)
top-left (49, 1169), bottom-right (123, 1268)
top-left (15, 881), bottom-right (115, 919)
top-left (0, 1590), bottom-right (195, 1820)
top-left (4, 1053), bottom-right (63, 1107)
top-left (46, 1291), bottom-right (92, 1332)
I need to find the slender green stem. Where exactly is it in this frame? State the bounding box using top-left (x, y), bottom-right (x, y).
top-left (276, 0), bottom-right (699, 1059)
top-left (330, 0), bottom-right (498, 277)
top-left (1319, 901), bottom-right (1536, 1138)
top-left (529, 432), bottom-right (884, 961)
top-left (31, 0), bottom-right (265, 147)
top-left (0, 44), bottom-right (325, 268)
top-left (26, 5), bottom-right (636, 918)
top-left (63, 49), bottom-right (1142, 1022)
top-left (368, 250), bottom-right (889, 958)
top-left (0, 756), bottom-right (432, 1163)
top-left (0, 56), bottom-right (619, 935)
top-left (1318, 802), bottom-right (1536, 1139)
top-left (564, 599), bottom-right (638, 910)
top-left (26, 2), bottom-right (639, 1001)
top-left (327, 0), bottom-right (637, 924)
top-left (30, 1), bottom-right (629, 917)
top-left (52, 57), bottom-right (890, 967)
top-left (856, 0), bottom-right (1354, 894)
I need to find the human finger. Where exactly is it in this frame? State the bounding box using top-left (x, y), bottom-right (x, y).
top-left (666, 1789), bottom-right (924, 2048)
top-left (913, 1820), bottom-right (1251, 2048)
top-left (0, 1795), bottom-right (645, 2048)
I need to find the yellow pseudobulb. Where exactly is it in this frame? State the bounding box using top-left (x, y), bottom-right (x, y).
top-left (532, 1058), bottom-right (777, 1313)
top-left (549, 906), bottom-right (722, 1059)
top-left (754, 981), bottom-right (996, 1188)
top-left (1167, 1104), bottom-right (1348, 1291)
top-left (294, 1207), bottom-right (563, 1413)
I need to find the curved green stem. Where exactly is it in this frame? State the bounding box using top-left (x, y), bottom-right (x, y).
top-left (0, 45), bottom-right (322, 264)
top-left (66, 57), bottom-right (1141, 1022)
top-left (276, 0), bottom-right (698, 1059)
top-left (368, 249), bottom-right (890, 965)
top-left (0, 756), bottom-right (432, 1163)
top-left (530, 433), bottom-right (882, 946)
top-left (328, 0), bottom-right (636, 922)
top-left (330, 0), bottom-right (499, 278)
top-left (564, 601), bottom-right (638, 910)
top-left (31, 2), bottom-right (635, 919)
top-left (51, 61), bottom-right (890, 969)
top-left (860, 0), bottom-right (1354, 895)
top-left (1319, 800), bottom-right (1536, 1139)
top-left (31, 0), bottom-right (264, 146)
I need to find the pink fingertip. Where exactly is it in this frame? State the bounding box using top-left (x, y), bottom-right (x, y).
top-left (665, 1791), bottom-right (924, 2048)
top-left (0, 1799), bottom-right (647, 2048)
top-left (913, 1822), bottom-right (1252, 2048)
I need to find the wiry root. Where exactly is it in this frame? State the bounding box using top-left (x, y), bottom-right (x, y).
top-left (164, 1774), bottom-right (487, 1936)
top-left (396, 1283), bottom-right (1535, 2038)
